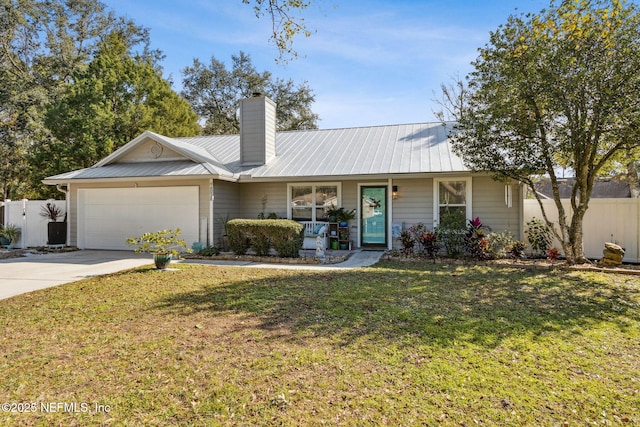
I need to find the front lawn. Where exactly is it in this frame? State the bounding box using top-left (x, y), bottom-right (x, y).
top-left (0, 261), bottom-right (638, 426)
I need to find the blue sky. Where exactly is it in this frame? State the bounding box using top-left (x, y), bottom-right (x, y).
top-left (102, 0), bottom-right (551, 129)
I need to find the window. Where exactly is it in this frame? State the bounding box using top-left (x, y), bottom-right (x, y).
top-left (433, 178), bottom-right (472, 227)
top-left (289, 184), bottom-right (339, 221)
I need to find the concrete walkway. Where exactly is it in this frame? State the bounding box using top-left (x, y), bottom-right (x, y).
top-left (0, 249), bottom-right (385, 300)
top-left (180, 249), bottom-right (385, 270)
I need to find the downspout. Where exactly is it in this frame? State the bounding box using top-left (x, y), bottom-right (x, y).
top-left (388, 178), bottom-right (393, 250)
top-left (209, 180), bottom-right (214, 247)
top-left (56, 184), bottom-right (70, 246)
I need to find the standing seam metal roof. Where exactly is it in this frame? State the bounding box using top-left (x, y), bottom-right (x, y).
top-left (43, 122), bottom-right (467, 182)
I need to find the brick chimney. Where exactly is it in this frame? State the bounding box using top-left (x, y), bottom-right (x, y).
top-left (239, 94), bottom-right (276, 166)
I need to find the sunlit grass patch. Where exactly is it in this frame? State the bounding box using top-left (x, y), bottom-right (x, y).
top-left (0, 261), bottom-right (638, 426)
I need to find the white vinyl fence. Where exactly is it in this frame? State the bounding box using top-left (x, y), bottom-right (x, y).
top-left (524, 198), bottom-right (640, 263)
top-left (1, 199), bottom-right (66, 248)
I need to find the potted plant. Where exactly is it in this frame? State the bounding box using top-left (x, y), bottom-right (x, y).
top-left (0, 225), bottom-right (9, 247)
top-left (1, 224), bottom-right (21, 250)
top-left (40, 202), bottom-right (66, 246)
top-left (325, 204), bottom-right (341, 223)
top-left (336, 208), bottom-right (356, 227)
top-left (126, 228), bottom-right (191, 269)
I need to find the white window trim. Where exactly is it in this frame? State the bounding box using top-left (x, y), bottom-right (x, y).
top-left (433, 177), bottom-right (472, 227)
top-left (287, 182), bottom-right (341, 221)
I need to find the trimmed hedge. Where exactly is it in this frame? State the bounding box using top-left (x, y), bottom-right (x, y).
top-left (227, 219), bottom-right (304, 258)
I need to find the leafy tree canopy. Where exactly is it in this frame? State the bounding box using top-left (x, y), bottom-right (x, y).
top-left (32, 30), bottom-right (199, 193)
top-left (438, 0), bottom-right (640, 264)
top-left (242, 0), bottom-right (313, 63)
top-left (182, 51), bottom-right (318, 135)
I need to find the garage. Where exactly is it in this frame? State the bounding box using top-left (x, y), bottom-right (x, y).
top-left (77, 187), bottom-right (199, 250)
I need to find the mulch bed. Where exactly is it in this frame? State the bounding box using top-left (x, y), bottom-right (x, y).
top-left (381, 253), bottom-right (640, 275)
top-left (0, 246), bottom-right (79, 260)
top-left (184, 251), bottom-right (351, 265)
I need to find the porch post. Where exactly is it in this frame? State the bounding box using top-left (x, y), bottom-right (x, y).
top-left (387, 178), bottom-right (393, 250)
top-left (209, 180), bottom-right (214, 247)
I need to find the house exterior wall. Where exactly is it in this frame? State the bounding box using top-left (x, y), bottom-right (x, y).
top-left (389, 176), bottom-right (520, 233)
top-left (239, 182), bottom-right (289, 219)
top-left (67, 179), bottom-right (211, 247)
top-left (230, 175), bottom-right (520, 250)
top-left (212, 180), bottom-right (241, 246)
top-left (471, 175), bottom-right (522, 238)
top-left (63, 174), bottom-right (521, 250)
top-left (391, 177), bottom-right (434, 230)
top-left (118, 139), bottom-right (184, 162)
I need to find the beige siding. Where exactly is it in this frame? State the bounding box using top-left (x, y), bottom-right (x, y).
top-left (239, 182), bottom-right (288, 219)
top-left (66, 174), bottom-right (522, 250)
top-left (118, 139), bottom-right (185, 162)
top-left (212, 180), bottom-right (241, 245)
top-left (391, 178), bottom-right (434, 230)
top-left (240, 97), bottom-right (276, 165)
top-left (471, 176), bottom-right (522, 238)
top-left (341, 181), bottom-right (358, 211)
top-left (68, 179), bottom-right (211, 247)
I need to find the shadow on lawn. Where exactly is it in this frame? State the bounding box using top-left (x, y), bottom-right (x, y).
top-left (153, 262), bottom-right (640, 349)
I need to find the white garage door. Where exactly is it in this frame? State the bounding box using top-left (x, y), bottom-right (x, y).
top-left (78, 187), bottom-right (200, 250)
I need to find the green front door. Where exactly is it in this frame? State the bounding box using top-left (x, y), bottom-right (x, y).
top-left (361, 186), bottom-right (387, 247)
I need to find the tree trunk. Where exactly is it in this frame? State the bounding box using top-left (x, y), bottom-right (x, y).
top-left (566, 201), bottom-right (590, 265)
top-left (627, 161), bottom-right (640, 198)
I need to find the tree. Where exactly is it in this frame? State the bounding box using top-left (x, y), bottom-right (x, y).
top-left (182, 51), bottom-right (318, 135)
top-left (242, 0), bottom-right (313, 63)
top-left (32, 31), bottom-right (199, 192)
top-left (437, 0), bottom-right (640, 264)
top-left (0, 0), bottom-right (163, 199)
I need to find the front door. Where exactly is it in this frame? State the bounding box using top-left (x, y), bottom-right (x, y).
top-left (361, 186), bottom-right (387, 247)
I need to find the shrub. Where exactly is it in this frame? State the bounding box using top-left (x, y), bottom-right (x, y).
top-left (509, 241), bottom-right (526, 259)
top-left (126, 229), bottom-right (190, 256)
top-left (487, 231), bottom-right (515, 259)
top-left (399, 230), bottom-right (415, 254)
top-left (227, 219), bottom-right (303, 258)
top-left (273, 234), bottom-right (303, 258)
top-left (198, 246), bottom-right (220, 256)
top-left (547, 247), bottom-right (561, 261)
top-left (227, 221), bottom-right (250, 255)
top-left (251, 228), bottom-right (271, 256)
top-left (526, 217), bottom-right (553, 257)
top-left (436, 209), bottom-right (467, 257)
top-left (420, 230), bottom-right (439, 259)
top-left (465, 217), bottom-right (491, 259)
top-left (398, 223), bottom-right (440, 259)
top-left (270, 221), bottom-right (303, 258)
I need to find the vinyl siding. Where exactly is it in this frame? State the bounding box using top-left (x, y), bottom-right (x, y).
top-left (117, 139), bottom-right (185, 162)
top-left (239, 182), bottom-right (288, 219)
top-left (240, 97), bottom-right (276, 165)
top-left (471, 176), bottom-right (522, 238)
top-left (212, 180), bottom-right (241, 245)
top-left (391, 178), bottom-right (434, 230)
top-left (341, 181), bottom-right (358, 211)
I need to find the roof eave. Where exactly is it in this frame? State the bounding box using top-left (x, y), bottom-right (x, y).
top-left (42, 173), bottom-right (239, 185)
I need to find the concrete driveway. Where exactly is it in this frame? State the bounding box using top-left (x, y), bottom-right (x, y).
top-left (0, 249), bottom-right (385, 301)
top-left (0, 250), bottom-right (153, 300)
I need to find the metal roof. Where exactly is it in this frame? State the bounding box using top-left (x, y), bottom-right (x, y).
top-left (44, 122), bottom-right (467, 183)
top-left (46, 161), bottom-right (214, 180)
top-left (238, 122), bottom-right (465, 179)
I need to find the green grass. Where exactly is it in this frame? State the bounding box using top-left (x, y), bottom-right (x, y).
top-left (0, 260), bottom-right (638, 426)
